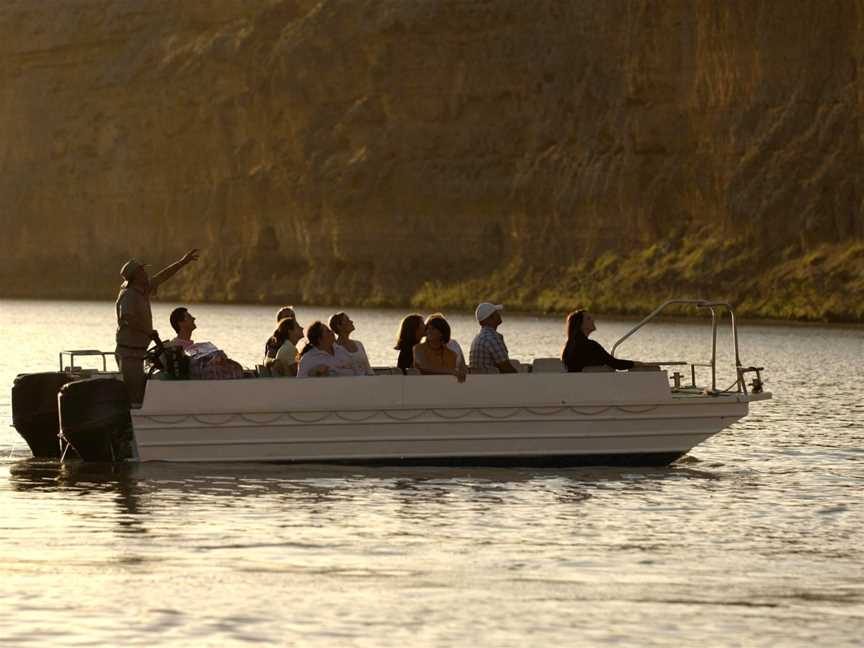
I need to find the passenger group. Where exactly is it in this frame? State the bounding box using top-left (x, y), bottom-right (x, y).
top-left (114, 252), bottom-right (651, 403)
top-left (168, 301), bottom-right (651, 382)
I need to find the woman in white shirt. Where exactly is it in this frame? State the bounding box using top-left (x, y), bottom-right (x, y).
top-left (328, 312), bottom-right (375, 376)
top-left (263, 317), bottom-right (305, 376)
top-left (297, 321), bottom-right (359, 378)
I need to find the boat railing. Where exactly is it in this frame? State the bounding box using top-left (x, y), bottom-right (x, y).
top-left (610, 299), bottom-right (763, 394)
top-left (59, 349), bottom-right (115, 375)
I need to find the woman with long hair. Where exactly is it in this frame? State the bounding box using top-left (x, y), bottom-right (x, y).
top-left (561, 309), bottom-right (650, 372)
top-left (263, 306), bottom-right (297, 357)
top-left (394, 313), bottom-right (425, 374)
top-left (263, 317), bottom-right (304, 376)
top-left (413, 315), bottom-right (466, 382)
top-left (329, 312), bottom-right (374, 376)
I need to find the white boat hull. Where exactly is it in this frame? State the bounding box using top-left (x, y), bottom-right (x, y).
top-left (131, 372), bottom-right (769, 465)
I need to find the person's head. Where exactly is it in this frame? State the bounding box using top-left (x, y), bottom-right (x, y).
top-left (273, 317), bottom-right (304, 346)
top-left (302, 320), bottom-right (335, 355)
top-left (565, 309), bottom-right (595, 340)
top-left (121, 259), bottom-right (150, 290)
top-left (475, 302), bottom-right (503, 329)
top-left (276, 305), bottom-right (296, 322)
top-left (328, 312), bottom-right (355, 338)
top-left (395, 313), bottom-right (425, 350)
top-left (169, 307), bottom-right (196, 338)
top-left (424, 314), bottom-right (451, 346)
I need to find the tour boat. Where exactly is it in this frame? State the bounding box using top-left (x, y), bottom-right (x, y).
top-left (11, 300), bottom-right (771, 466)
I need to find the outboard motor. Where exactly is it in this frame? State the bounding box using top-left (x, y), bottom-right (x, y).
top-left (11, 372), bottom-right (75, 458)
top-left (59, 377), bottom-right (135, 462)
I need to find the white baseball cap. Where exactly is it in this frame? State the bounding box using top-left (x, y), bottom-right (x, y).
top-left (475, 302), bottom-right (504, 323)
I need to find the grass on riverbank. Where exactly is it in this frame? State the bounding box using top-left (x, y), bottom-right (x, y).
top-left (410, 237), bottom-right (864, 323)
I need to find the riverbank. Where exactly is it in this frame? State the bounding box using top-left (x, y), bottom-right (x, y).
top-left (408, 238), bottom-right (864, 324)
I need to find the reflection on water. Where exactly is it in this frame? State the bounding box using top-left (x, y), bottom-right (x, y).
top-left (1, 300), bottom-right (862, 647)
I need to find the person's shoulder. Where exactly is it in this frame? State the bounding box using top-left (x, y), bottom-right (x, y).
top-left (276, 340), bottom-right (297, 357)
top-left (296, 350), bottom-right (317, 373)
top-left (334, 344), bottom-right (352, 358)
top-left (301, 347), bottom-right (323, 360)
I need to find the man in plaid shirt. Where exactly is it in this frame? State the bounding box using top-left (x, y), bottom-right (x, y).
top-left (468, 303), bottom-right (517, 373)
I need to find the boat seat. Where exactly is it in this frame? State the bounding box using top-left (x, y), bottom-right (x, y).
top-left (512, 360), bottom-right (531, 373)
top-left (372, 367), bottom-right (422, 376)
top-left (532, 357), bottom-right (565, 373)
top-left (467, 361), bottom-right (530, 374)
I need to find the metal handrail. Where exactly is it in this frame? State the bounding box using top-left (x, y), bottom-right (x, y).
top-left (59, 349), bottom-right (115, 373)
top-left (610, 299), bottom-right (743, 393)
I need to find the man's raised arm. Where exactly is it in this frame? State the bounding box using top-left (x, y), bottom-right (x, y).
top-left (150, 249), bottom-right (199, 289)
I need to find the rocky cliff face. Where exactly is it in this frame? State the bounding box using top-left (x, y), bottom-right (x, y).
top-left (1, 0), bottom-right (862, 321)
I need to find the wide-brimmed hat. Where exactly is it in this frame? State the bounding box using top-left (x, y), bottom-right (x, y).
top-left (475, 302), bottom-right (503, 323)
top-left (120, 259), bottom-right (149, 281)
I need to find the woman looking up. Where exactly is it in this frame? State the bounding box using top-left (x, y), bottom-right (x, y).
top-left (329, 312), bottom-right (375, 376)
top-left (264, 317), bottom-right (305, 376)
top-left (562, 310), bottom-right (654, 373)
top-left (413, 315), bottom-right (466, 383)
top-left (297, 321), bottom-right (358, 378)
top-left (264, 305), bottom-right (298, 357)
top-left (394, 313), bottom-right (425, 374)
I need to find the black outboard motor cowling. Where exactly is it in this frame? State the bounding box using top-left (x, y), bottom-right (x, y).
top-left (59, 378), bottom-right (135, 462)
top-left (12, 372), bottom-right (75, 458)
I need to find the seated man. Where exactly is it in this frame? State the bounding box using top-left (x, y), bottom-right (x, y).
top-left (167, 306), bottom-right (243, 379)
top-left (297, 321), bottom-right (359, 378)
top-left (468, 302), bottom-right (517, 374)
top-left (169, 307), bottom-right (196, 349)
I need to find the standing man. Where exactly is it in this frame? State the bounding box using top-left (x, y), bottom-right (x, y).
top-left (115, 249), bottom-right (199, 404)
top-left (468, 302), bottom-right (517, 374)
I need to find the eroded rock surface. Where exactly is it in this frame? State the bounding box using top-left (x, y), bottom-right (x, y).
top-left (1, 0), bottom-right (861, 320)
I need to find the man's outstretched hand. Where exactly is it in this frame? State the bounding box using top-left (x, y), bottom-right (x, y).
top-left (180, 249), bottom-right (200, 265)
top-left (151, 249), bottom-right (200, 290)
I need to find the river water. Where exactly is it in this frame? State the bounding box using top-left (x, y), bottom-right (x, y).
top-left (0, 299), bottom-right (861, 646)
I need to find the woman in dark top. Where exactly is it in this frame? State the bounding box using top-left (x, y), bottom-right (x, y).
top-left (562, 310), bottom-right (648, 373)
top-left (394, 313), bottom-right (426, 373)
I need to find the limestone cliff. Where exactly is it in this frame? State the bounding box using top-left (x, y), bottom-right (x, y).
top-left (1, 0), bottom-right (862, 321)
